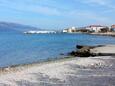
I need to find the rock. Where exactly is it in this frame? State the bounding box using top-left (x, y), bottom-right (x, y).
top-left (69, 51), bottom-right (77, 56)
top-left (60, 53), bottom-right (64, 55)
top-left (76, 45), bottom-right (84, 49)
top-left (76, 45), bottom-right (95, 49)
top-left (76, 47), bottom-right (91, 57)
top-left (69, 45), bottom-right (110, 57)
top-left (69, 47), bottom-right (92, 57)
top-left (76, 45), bottom-right (104, 49)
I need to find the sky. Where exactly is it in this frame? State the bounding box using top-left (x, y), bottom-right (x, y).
top-left (0, 0), bottom-right (115, 29)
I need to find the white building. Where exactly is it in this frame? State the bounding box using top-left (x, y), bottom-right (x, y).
top-left (62, 29), bottom-right (68, 33)
top-left (86, 25), bottom-right (107, 32)
top-left (63, 27), bottom-right (76, 33)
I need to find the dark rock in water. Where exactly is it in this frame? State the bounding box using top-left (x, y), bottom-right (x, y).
top-left (76, 45), bottom-right (104, 49)
top-left (76, 45), bottom-right (83, 49)
top-left (69, 47), bottom-right (92, 57)
top-left (69, 44), bottom-right (114, 57)
top-left (76, 47), bottom-right (91, 57)
top-left (96, 45), bottom-right (105, 47)
top-left (60, 53), bottom-right (65, 55)
top-left (76, 45), bottom-right (94, 49)
top-left (69, 51), bottom-right (77, 56)
top-left (69, 45), bottom-right (101, 57)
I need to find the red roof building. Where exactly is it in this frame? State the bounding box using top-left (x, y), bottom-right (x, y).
top-left (89, 25), bottom-right (103, 27)
top-left (111, 25), bottom-right (115, 28)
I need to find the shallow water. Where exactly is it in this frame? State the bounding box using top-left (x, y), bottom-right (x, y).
top-left (0, 32), bottom-right (115, 67)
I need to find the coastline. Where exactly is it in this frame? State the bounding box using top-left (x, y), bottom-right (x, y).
top-left (90, 32), bottom-right (115, 36)
top-left (0, 56), bottom-right (74, 74)
top-left (0, 45), bottom-right (115, 86)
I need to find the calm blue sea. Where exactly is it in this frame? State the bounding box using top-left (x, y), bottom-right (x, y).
top-left (0, 32), bottom-right (115, 67)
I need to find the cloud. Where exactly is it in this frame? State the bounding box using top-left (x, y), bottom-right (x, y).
top-left (82, 0), bottom-right (115, 12)
top-left (83, 0), bottom-right (108, 5)
top-left (66, 10), bottom-right (110, 23)
top-left (0, 0), bottom-right (62, 16)
top-left (19, 5), bottom-right (61, 16)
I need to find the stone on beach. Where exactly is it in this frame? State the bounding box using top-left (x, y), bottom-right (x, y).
top-left (69, 44), bottom-right (115, 57)
top-left (69, 45), bottom-right (93, 57)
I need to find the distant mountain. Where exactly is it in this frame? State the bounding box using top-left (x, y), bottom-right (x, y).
top-left (0, 21), bottom-right (41, 32)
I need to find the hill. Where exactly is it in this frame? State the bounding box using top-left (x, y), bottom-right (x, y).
top-left (0, 22), bottom-right (41, 32)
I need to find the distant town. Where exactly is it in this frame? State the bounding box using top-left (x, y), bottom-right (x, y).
top-left (63, 25), bottom-right (115, 33)
top-left (62, 24), bottom-right (115, 36)
top-left (24, 24), bottom-right (115, 36)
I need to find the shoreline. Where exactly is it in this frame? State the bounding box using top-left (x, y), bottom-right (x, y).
top-left (0, 56), bottom-right (74, 74)
top-left (62, 32), bottom-right (115, 37)
top-left (0, 45), bottom-right (115, 86)
top-left (1, 44), bottom-right (115, 74)
top-left (89, 32), bottom-right (115, 37)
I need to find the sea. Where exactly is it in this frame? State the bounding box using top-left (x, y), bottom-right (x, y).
top-left (0, 32), bottom-right (115, 67)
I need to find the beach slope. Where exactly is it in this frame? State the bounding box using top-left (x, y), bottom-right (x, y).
top-left (0, 45), bottom-right (115, 86)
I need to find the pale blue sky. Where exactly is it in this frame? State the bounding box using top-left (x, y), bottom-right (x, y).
top-left (0, 0), bottom-right (115, 29)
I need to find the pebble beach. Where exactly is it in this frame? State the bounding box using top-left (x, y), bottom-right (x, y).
top-left (0, 45), bottom-right (115, 86)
